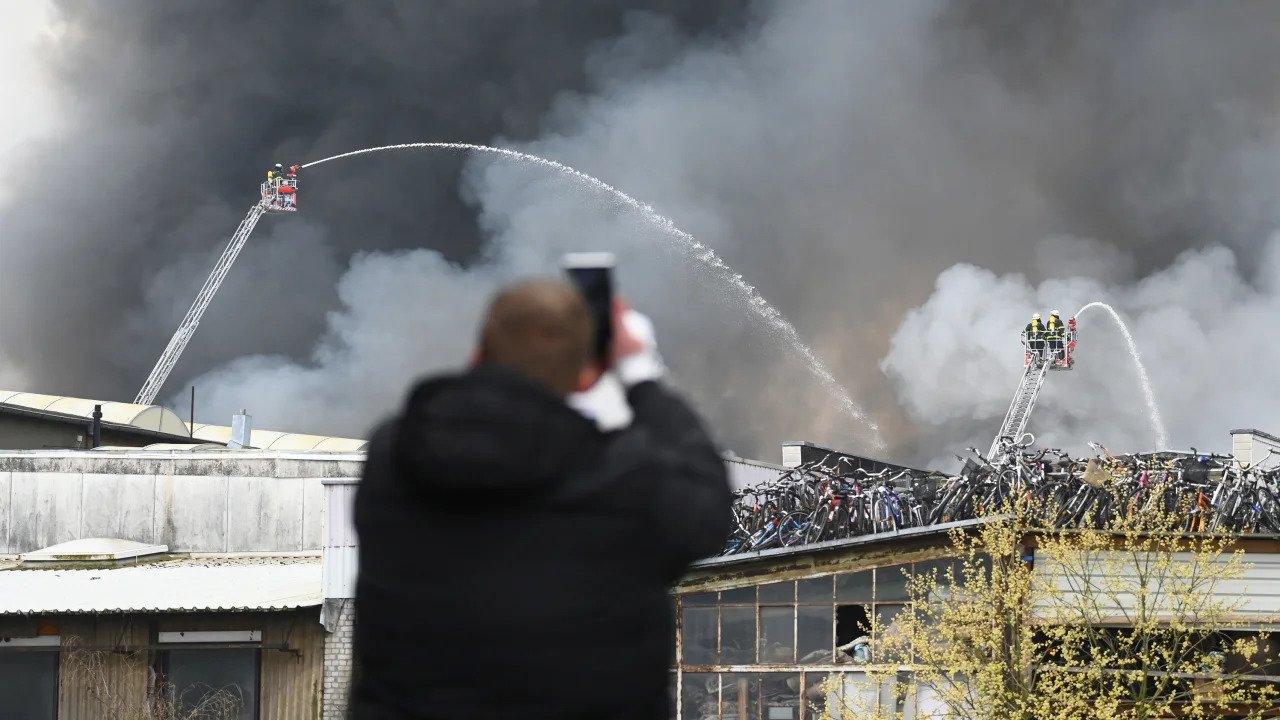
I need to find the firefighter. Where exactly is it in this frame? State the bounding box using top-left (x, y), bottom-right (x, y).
top-left (266, 163), bottom-right (284, 183)
top-left (1046, 309), bottom-right (1066, 362)
top-left (1025, 313), bottom-right (1045, 357)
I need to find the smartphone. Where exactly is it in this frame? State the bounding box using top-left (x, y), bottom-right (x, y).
top-left (562, 252), bottom-right (615, 364)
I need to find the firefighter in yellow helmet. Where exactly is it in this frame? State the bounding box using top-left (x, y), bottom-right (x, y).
top-left (1046, 309), bottom-right (1066, 362)
top-left (1024, 313), bottom-right (1045, 357)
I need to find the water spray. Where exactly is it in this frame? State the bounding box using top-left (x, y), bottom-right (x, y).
top-left (1073, 301), bottom-right (1169, 448)
top-left (304, 143), bottom-right (883, 449)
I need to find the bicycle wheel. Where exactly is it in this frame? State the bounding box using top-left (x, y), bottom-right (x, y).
top-left (779, 513), bottom-right (808, 547)
top-left (804, 509), bottom-right (829, 544)
top-left (1259, 490), bottom-right (1280, 532)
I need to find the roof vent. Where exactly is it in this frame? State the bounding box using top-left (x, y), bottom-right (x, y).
top-left (229, 409), bottom-right (253, 449)
top-left (20, 538), bottom-right (168, 562)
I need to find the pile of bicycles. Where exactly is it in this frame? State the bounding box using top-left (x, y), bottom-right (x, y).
top-left (720, 439), bottom-right (1280, 556)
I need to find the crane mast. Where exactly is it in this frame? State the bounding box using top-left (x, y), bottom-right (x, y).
top-left (134, 168), bottom-right (299, 406)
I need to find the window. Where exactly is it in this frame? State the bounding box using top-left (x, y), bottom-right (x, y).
top-left (160, 648), bottom-right (260, 720)
top-left (0, 645), bottom-right (58, 719)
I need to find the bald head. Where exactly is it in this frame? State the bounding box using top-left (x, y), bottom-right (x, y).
top-left (478, 280), bottom-right (594, 396)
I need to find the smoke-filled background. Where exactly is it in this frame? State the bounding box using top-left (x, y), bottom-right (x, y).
top-left (3, 1), bottom-right (1280, 467)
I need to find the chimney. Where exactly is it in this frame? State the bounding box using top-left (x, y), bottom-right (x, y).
top-left (229, 409), bottom-right (253, 449)
top-left (90, 405), bottom-right (102, 448)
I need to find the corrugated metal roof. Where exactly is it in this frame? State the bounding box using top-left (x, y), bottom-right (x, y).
top-left (0, 555), bottom-right (321, 614)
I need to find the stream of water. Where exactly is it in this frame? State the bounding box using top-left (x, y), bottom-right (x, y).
top-left (1074, 301), bottom-right (1169, 448)
top-left (303, 142), bottom-right (884, 449)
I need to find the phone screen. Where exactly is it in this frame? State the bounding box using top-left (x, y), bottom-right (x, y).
top-left (564, 259), bottom-right (614, 364)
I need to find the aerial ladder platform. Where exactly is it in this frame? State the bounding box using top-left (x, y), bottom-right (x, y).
top-left (134, 167), bottom-right (300, 406)
top-left (986, 316), bottom-right (1078, 460)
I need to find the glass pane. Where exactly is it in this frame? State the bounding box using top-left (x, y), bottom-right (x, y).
top-left (759, 581), bottom-right (795, 605)
top-left (683, 672), bottom-right (719, 720)
top-left (797, 605), bottom-right (834, 664)
top-left (721, 606), bottom-right (757, 664)
top-left (875, 604), bottom-right (910, 662)
top-left (721, 586), bottom-right (756, 605)
top-left (0, 651), bottom-right (57, 719)
top-left (835, 571), bottom-right (872, 602)
top-left (683, 606), bottom-right (718, 665)
top-left (760, 607), bottom-right (794, 663)
top-left (911, 560), bottom-right (953, 585)
top-left (797, 577), bottom-right (832, 604)
top-left (760, 673), bottom-right (801, 720)
top-left (833, 671), bottom-right (880, 717)
top-left (683, 592), bottom-right (718, 606)
top-left (722, 673), bottom-right (759, 720)
top-left (875, 565), bottom-right (910, 602)
top-left (166, 648), bottom-right (257, 720)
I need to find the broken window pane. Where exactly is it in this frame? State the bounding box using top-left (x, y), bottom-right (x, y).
top-left (836, 605), bottom-right (872, 661)
top-left (683, 606), bottom-right (718, 665)
top-left (721, 606), bottom-right (756, 664)
top-left (759, 581), bottom-right (795, 605)
top-left (797, 605), bottom-right (834, 664)
top-left (835, 571), bottom-right (872, 602)
top-left (760, 607), bottom-right (795, 663)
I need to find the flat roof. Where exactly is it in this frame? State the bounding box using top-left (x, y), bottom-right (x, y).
top-left (0, 554), bottom-right (321, 615)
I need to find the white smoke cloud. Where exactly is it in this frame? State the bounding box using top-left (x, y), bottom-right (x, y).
top-left (883, 236), bottom-right (1280, 466)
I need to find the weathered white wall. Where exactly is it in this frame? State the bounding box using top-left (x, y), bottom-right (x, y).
top-left (1034, 550), bottom-right (1280, 625)
top-left (322, 480), bottom-right (358, 600)
top-left (725, 454), bottom-right (784, 490)
top-left (0, 450), bottom-right (363, 553)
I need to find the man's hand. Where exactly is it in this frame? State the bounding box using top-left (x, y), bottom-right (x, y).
top-left (611, 300), bottom-right (665, 387)
top-left (609, 300), bottom-right (646, 363)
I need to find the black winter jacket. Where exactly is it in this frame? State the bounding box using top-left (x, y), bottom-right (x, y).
top-left (351, 365), bottom-right (731, 720)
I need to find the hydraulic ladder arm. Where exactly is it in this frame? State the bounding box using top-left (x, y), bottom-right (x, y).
top-left (134, 203), bottom-right (265, 405)
top-left (986, 358), bottom-right (1050, 460)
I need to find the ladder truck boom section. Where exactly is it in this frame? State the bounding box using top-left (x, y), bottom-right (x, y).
top-left (986, 316), bottom-right (1078, 460)
top-left (134, 166), bottom-right (300, 406)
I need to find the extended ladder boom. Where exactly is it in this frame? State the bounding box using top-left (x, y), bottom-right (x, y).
top-left (134, 204), bottom-right (264, 405)
top-left (987, 359), bottom-right (1050, 460)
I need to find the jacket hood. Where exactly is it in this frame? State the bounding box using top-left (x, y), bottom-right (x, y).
top-left (392, 365), bottom-right (602, 496)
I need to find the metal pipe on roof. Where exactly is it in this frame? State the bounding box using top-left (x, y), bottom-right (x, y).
top-left (90, 404), bottom-right (102, 448)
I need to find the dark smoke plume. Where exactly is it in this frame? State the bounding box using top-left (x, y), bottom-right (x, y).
top-left (5, 1), bottom-right (1280, 466)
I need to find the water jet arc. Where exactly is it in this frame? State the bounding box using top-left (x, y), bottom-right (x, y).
top-left (1074, 301), bottom-right (1168, 448)
top-left (304, 142), bottom-right (884, 449)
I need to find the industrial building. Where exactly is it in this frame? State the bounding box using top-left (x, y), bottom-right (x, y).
top-left (4, 390), bottom-right (1280, 719)
top-left (0, 435), bottom-right (362, 719)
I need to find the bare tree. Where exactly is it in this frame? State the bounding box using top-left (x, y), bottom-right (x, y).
top-left (62, 639), bottom-right (244, 720)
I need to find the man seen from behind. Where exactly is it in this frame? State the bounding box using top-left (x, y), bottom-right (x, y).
top-left (352, 279), bottom-right (732, 720)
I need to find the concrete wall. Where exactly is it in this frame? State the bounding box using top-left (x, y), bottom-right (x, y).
top-left (0, 451), bottom-right (364, 554)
